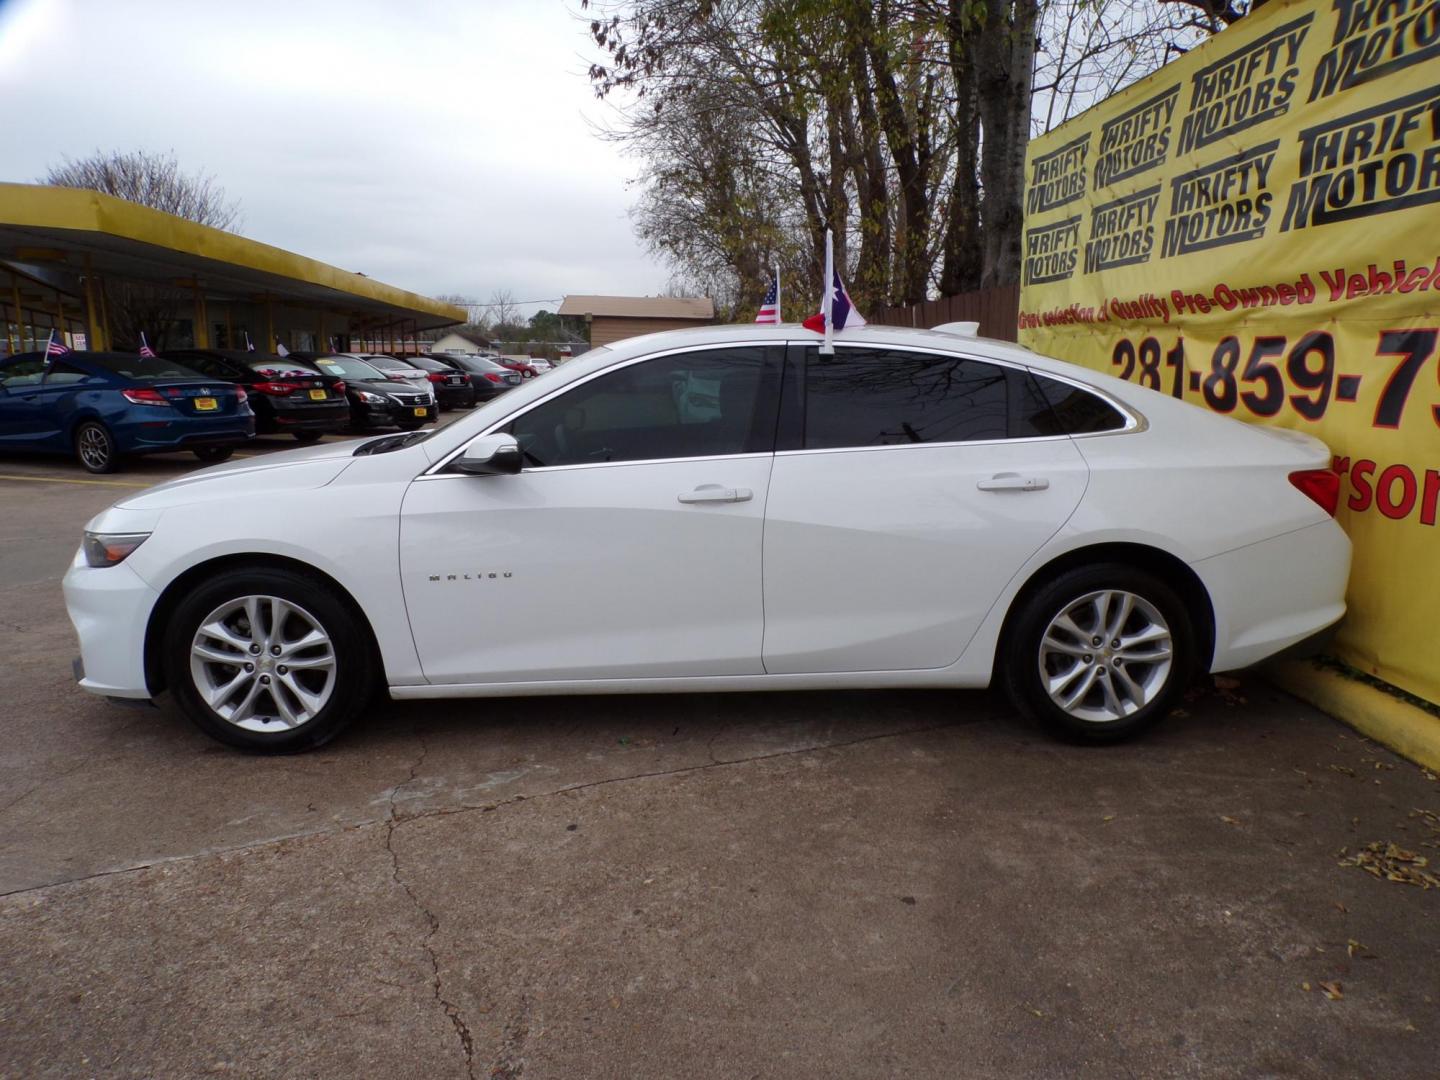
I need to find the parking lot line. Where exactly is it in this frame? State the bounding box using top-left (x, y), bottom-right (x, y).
top-left (0, 473), bottom-right (153, 489)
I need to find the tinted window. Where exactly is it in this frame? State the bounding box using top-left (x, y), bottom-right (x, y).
top-left (169, 354), bottom-right (240, 379)
top-left (1032, 374), bottom-right (1128, 434)
top-left (507, 347), bottom-right (778, 467)
top-left (43, 361), bottom-right (98, 386)
top-left (0, 358), bottom-right (48, 388)
top-left (803, 348), bottom-right (1008, 449)
top-left (82, 354), bottom-right (205, 380)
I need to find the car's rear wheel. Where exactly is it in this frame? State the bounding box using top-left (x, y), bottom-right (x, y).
top-left (293, 431), bottom-right (324, 444)
top-left (162, 568), bottom-right (374, 752)
top-left (1001, 563), bottom-right (1195, 743)
top-left (74, 420), bottom-right (119, 474)
top-left (193, 446), bottom-right (234, 463)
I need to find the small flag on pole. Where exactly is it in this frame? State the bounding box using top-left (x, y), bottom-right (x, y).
top-left (802, 230), bottom-right (866, 354)
top-left (276, 341), bottom-right (290, 357)
top-left (138, 332), bottom-right (157, 358)
top-left (754, 267), bottom-right (781, 324)
top-left (43, 330), bottom-right (71, 358)
top-left (244, 331), bottom-right (255, 352)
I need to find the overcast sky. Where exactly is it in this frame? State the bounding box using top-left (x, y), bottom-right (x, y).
top-left (0, 0), bottom-right (661, 318)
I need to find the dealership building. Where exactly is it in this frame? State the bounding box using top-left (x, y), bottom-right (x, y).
top-left (0, 183), bottom-right (464, 356)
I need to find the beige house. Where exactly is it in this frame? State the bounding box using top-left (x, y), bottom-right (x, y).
top-left (557, 294), bottom-right (714, 349)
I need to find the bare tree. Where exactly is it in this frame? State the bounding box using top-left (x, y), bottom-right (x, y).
top-left (41, 149), bottom-right (243, 231)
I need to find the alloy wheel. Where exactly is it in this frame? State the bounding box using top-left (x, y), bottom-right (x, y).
top-left (77, 425), bottom-right (111, 470)
top-left (1038, 589), bottom-right (1174, 724)
top-left (189, 595), bottom-right (337, 732)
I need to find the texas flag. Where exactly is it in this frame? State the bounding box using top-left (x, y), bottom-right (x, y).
top-left (802, 230), bottom-right (865, 353)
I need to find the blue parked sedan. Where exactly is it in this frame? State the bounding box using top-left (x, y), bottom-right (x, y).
top-left (0, 351), bottom-right (255, 473)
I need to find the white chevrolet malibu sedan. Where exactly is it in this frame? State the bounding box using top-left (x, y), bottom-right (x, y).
top-left (64, 324), bottom-right (1351, 752)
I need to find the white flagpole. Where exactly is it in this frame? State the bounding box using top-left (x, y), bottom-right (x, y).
top-left (41, 329), bottom-right (54, 362)
top-left (774, 264), bottom-right (781, 324)
top-left (819, 230), bottom-right (835, 355)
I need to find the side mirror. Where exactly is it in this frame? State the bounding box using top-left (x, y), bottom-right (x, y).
top-left (452, 433), bottom-right (523, 476)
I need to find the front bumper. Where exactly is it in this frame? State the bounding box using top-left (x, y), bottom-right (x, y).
top-left (62, 550), bottom-right (158, 699)
top-left (353, 400), bottom-right (437, 428)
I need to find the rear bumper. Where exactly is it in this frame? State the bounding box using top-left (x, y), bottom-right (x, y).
top-left (62, 551), bottom-right (157, 699)
top-left (260, 403), bottom-right (350, 434)
top-left (1193, 519), bottom-right (1352, 672)
top-left (114, 414), bottom-right (255, 453)
top-left (435, 384), bottom-right (476, 408)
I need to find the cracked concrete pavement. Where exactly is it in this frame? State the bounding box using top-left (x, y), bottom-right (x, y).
top-left (3, 445), bottom-right (1439, 1078)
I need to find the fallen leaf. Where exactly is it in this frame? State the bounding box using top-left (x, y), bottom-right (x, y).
top-left (1214, 675), bottom-right (1241, 690)
top-left (1333, 901), bottom-right (1348, 913)
top-left (1319, 981), bottom-right (1343, 1001)
top-left (1220, 816), bottom-right (1242, 827)
top-left (1301, 982), bottom-right (1312, 992)
top-left (1338, 842), bottom-right (1440, 889)
top-left (1102, 814), bottom-right (1116, 823)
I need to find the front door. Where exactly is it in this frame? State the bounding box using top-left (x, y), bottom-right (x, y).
top-left (399, 344), bottom-right (783, 685)
top-left (762, 344), bottom-right (1089, 674)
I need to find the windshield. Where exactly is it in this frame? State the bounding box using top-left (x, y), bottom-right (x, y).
top-left (82, 354), bottom-right (207, 381)
top-left (362, 355), bottom-right (413, 371)
top-left (451, 356), bottom-right (507, 373)
top-left (314, 356), bottom-right (390, 382)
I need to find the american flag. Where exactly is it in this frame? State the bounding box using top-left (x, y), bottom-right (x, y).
top-left (754, 268), bottom-right (781, 324)
top-left (138, 332), bottom-right (157, 358)
top-left (43, 330), bottom-right (71, 357)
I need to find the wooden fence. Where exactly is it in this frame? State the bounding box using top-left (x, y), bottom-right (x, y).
top-left (871, 283), bottom-right (1020, 341)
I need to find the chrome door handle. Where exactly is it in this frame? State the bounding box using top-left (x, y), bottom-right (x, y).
top-left (678, 484), bottom-right (753, 504)
top-left (977, 473), bottom-right (1049, 492)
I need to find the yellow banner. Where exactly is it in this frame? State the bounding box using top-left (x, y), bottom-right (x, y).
top-left (1018, 0), bottom-right (1440, 704)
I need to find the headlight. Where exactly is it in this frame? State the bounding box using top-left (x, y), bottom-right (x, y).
top-left (356, 391), bottom-right (390, 404)
top-left (83, 531), bottom-right (150, 567)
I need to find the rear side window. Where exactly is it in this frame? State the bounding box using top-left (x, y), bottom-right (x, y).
top-left (802, 348), bottom-right (1008, 449)
top-left (1031, 373), bottom-right (1129, 434)
top-left (0, 358), bottom-right (49, 387)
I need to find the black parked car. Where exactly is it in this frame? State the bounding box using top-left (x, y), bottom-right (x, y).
top-left (289, 354), bottom-right (437, 431)
top-left (427, 353), bottom-right (524, 402)
top-left (162, 350), bottom-right (349, 442)
top-left (399, 353), bottom-right (477, 410)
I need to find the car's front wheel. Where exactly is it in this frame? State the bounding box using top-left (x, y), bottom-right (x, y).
top-left (293, 431), bottom-right (324, 444)
top-left (162, 567), bottom-right (375, 752)
top-left (193, 446), bottom-right (234, 463)
top-left (1001, 564), bottom-right (1195, 743)
top-left (74, 420), bottom-right (119, 474)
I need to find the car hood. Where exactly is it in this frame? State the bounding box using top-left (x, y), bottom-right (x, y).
top-left (114, 439), bottom-right (360, 511)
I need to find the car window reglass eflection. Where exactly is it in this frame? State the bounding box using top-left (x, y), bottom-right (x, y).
top-left (43, 360), bottom-right (96, 386)
top-left (505, 347), bottom-right (779, 468)
top-left (316, 357), bottom-right (389, 382)
top-left (81, 354), bottom-right (206, 381)
top-left (802, 347), bottom-right (1009, 449)
top-left (1031, 373), bottom-right (1128, 434)
top-left (1, 357), bottom-right (51, 386)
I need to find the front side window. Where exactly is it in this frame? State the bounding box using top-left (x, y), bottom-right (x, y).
top-left (506, 347), bottom-right (779, 467)
top-left (0, 358), bottom-right (49, 388)
top-left (802, 348), bottom-right (1009, 449)
top-left (81, 354), bottom-right (204, 381)
top-left (43, 361), bottom-right (98, 386)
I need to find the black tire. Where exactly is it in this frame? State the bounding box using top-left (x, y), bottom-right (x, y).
top-left (73, 420), bottom-right (119, 474)
top-left (293, 431), bottom-right (324, 444)
top-left (162, 567), bottom-right (376, 753)
top-left (1001, 563), bottom-right (1196, 743)
top-left (193, 446), bottom-right (234, 463)
top-left (397, 421), bottom-right (424, 431)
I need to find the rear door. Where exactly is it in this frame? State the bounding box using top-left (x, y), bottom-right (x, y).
top-left (761, 344), bottom-right (1089, 674)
